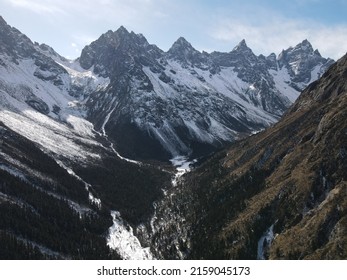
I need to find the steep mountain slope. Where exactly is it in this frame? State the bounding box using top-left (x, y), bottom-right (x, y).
top-left (0, 118), bottom-right (171, 259)
top-left (80, 26), bottom-right (333, 161)
top-left (0, 16), bottom-right (171, 259)
top-left (0, 121), bottom-right (120, 259)
top-left (149, 53), bottom-right (347, 259)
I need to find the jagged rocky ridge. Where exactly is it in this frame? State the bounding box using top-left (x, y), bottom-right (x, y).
top-left (79, 26), bottom-right (333, 161)
top-left (0, 15), bottom-right (334, 162)
top-left (148, 53), bottom-right (347, 259)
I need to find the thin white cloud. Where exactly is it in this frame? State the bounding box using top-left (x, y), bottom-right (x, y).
top-left (210, 16), bottom-right (347, 60)
top-left (6, 0), bottom-right (66, 15)
top-left (6, 0), bottom-right (169, 24)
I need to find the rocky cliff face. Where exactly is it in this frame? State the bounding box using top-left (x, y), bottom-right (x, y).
top-left (152, 53), bottom-right (347, 259)
top-left (77, 27), bottom-right (333, 161)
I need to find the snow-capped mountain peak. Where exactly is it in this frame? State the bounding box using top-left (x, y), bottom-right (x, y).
top-left (233, 39), bottom-right (248, 51)
top-left (277, 39), bottom-right (334, 87)
top-left (0, 16), bottom-right (334, 162)
top-left (167, 37), bottom-right (203, 66)
top-left (168, 37), bottom-right (197, 53)
top-left (231, 39), bottom-right (255, 59)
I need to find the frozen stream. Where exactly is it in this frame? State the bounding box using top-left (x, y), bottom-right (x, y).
top-left (257, 224), bottom-right (275, 260)
top-left (170, 156), bottom-right (197, 186)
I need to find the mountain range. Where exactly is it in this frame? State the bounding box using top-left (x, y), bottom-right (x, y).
top-left (1, 15), bottom-right (345, 259)
top-left (0, 16), bottom-right (334, 162)
top-left (76, 26), bottom-right (334, 161)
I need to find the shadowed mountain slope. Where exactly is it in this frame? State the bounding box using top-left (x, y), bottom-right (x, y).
top-left (151, 53), bottom-right (347, 259)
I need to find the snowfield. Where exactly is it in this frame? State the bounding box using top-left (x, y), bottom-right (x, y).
top-left (269, 68), bottom-right (300, 103)
top-left (138, 61), bottom-right (282, 157)
top-left (0, 55), bottom-right (111, 161)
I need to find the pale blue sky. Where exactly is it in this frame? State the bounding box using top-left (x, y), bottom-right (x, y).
top-left (1, 0), bottom-right (347, 59)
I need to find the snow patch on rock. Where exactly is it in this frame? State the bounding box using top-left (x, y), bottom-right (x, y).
top-left (107, 211), bottom-right (154, 260)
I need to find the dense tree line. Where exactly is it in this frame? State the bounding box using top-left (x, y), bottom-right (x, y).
top-left (0, 170), bottom-right (120, 260)
top-left (186, 165), bottom-right (271, 259)
top-left (1, 123), bottom-right (171, 259)
top-left (73, 156), bottom-right (171, 226)
top-left (0, 231), bottom-right (47, 259)
top-left (0, 130), bottom-right (89, 204)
